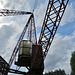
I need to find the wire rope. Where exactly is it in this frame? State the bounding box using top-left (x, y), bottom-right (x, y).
top-left (33, 0), bottom-right (38, 12)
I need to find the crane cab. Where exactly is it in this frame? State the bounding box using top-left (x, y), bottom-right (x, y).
top-left (15, 40), bottom-right (32, 67)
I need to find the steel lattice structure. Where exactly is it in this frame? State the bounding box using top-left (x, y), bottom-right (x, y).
top-left (38, 0), bottom-right (69, 59)
top-left (0, 9), bottom-right (32, 16)
top-left (0, 0), bottom-right (69, 74)
top-left (9, 14), bottom-right (37, 67)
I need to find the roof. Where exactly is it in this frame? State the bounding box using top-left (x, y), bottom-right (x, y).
top-left (0, 56), bottom-right (9, 66)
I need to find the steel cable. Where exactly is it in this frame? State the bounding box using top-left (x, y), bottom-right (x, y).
top-left (33, 0), bottom-right (38, 12)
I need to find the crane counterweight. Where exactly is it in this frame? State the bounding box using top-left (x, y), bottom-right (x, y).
top-left (0, 0), bottom-right (69, 75)
top-left (15, 40), bottom-right (32, 67)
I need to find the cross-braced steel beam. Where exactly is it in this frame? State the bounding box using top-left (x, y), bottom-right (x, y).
top-left (0, 9), bottom-right (32, 16)
top-left (38, 0), bottom-right (69, 59)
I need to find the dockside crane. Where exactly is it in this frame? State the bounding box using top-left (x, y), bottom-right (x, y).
top-left (0, 0), bottom-right (69, 75)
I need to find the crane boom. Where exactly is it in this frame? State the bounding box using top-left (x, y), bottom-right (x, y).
top-left (0, 9), bottom-right (32, 16)
top-left (0, 0), bottom-right (70, 74)
top-left (38, 0), bottom-right (69, 59)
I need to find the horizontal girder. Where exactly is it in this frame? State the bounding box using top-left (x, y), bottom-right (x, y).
top-left (0, 9), bottom-right (32, 16)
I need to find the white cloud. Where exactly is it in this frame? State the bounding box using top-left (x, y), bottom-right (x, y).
top-left (0, 0), bottom-right (33, 69)
top-left (0, 18), bottom-right (28, 61)
top-left (34, 0), bottom-right (48, 27)
top-left (3, 0), bottom-right (31, 11)
top-left (0, 0), bottom-right (75, 75)
top-left (60, 3), bottom-right (75, 26)
top-left (0, 0), bottom-right (5, 9)
top-left (34, 2), bottom-right (75, 27)
top-left (44, 32), bottom-right (75, 74)
top-left (0, 25), bottom-right (16, 61)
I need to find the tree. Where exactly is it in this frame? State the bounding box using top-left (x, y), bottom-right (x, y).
top-left (70, 51), bottom-right (75, 75)
top-left (45, 69), bottom-right (66, 75)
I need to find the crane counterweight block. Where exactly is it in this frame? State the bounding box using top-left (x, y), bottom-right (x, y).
top-left (0, 0), bottom-right (70, 74)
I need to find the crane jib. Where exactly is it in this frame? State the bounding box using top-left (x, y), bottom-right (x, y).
top-left (38, 0), bottom-right (69, 59)
top-left (0, 0), bottom-right (69, 74)
top-left (0, 9), bottom-right (32, 16)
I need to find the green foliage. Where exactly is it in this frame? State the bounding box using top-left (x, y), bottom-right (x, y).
top-left (70, 71), bottom-right (74, 75)
top-left (70, 51), bottom-right (75, 75)
top-left (45, 69), bottom-right (66, 75)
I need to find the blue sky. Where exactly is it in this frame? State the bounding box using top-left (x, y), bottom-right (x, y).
top-left (0, 0), bottom-right (75, 75)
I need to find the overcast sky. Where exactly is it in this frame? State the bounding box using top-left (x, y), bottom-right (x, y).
top-left (0, 0), bottom-right (75, 75)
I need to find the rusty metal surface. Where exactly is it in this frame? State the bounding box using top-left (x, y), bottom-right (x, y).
top-left (0, 0), bottom-right (70, 74)
top-left (38, 0), bottom-right (69, 59)
top-left (27, 14), bottom-right (37, 45)
top-left (0, 9), bottom-right (32, 16)
top-left (9, 14), bottom-right (37, 67)
top-left (0, 56), bottom-right (9, 75)
top-left (15, 55), bottom-right (31, 67)
top-left (29, 45), bottom-right (44, 75)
